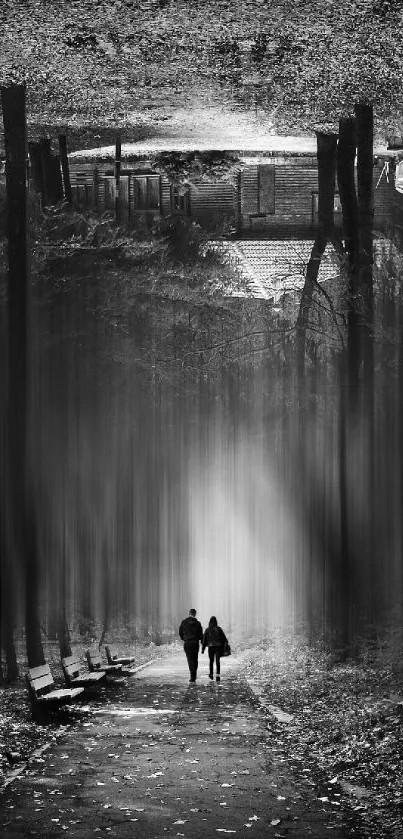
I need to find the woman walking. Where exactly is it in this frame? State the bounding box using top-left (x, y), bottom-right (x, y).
top-left (202, 616), bottom-right (228, 682)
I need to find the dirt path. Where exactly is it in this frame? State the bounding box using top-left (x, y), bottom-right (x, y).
top-left (0, 653), bottom-right (351, 838)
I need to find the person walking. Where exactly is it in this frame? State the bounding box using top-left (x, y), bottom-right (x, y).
top-left (179, 608), bottom-right (203, 682)
top-left (202, 616), bottom-right (228, 682)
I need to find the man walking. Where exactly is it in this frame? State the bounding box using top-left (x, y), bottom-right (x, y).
top-left (179, 608), bottom-right (203, 682)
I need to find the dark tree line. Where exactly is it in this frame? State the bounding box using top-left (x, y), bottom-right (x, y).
top-left (294, 105), bottom-right (384, 656)
top-left (0, 86), bottom-right (76, 679)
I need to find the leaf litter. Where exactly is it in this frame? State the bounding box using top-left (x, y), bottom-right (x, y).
top-left (240, 631), bottom-right (403, 839)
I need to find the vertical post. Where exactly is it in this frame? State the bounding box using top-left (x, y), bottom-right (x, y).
top-left (1, 83), bottom-right (45, 668)
top-left (28, 141), bottom-right (44, 199)
top-left (93, 166), bottom-right (99, 212)
top-left (58, 134), bottom-right (72, 205)
top-left (115, 133), bottom-right (121, 222)
top-left (355, 102), bottom-right (375, 631)
top-left (39, 138), bottom-right (52, 206)
top-left (40, 138), bottom-right (63, 205)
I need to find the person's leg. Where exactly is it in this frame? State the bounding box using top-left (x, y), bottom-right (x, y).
top-left (216, 650), bottom-right (221, 676)
top-left (193, 644), bottom-right (199, 678)
top-left (186, 642), bottom-right (198, 681)
top-left (208, 648), bottom-right (214, 678)
top-left (184, 642), bottom-right (193, 678)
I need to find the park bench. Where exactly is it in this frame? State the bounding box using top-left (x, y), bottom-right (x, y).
top-left (27, 663), bottom-right (84, 708)
top-left (86, 647), bottom-right (123, 675)
top-left (105, 645), bottom-right (135, 667)
top-left (61, 652), bottom-right (106, 687)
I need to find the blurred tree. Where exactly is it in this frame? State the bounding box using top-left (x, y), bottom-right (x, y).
top-left (2, 83), bottom-right (45, 668)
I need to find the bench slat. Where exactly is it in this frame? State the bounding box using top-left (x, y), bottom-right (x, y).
top-left (86, 650), bottom-right (123, 675)
top-left (38, 687), bottom-right (84, 703)
top-left (70, 672), bottom-right (105, 683)
top-left (29, 674), bottom-right (55, 694)
top-left (27, 661), bottom-right (85, 707)
top-left (62, 655), bottom-right (81, 668)
top-left (87, 651), bottom-right (102, 667)
top-left (62, 651), bottom-right (106, 685)
top-left (106, 646), bottom-right (135, 666)
top-left (28, 664), bottom-right (52, 680)
top-left (63, 664), bottom-right (80, 678)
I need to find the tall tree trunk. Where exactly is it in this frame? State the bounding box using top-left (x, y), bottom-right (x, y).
top-left (355, 103), bottom-right (375, 632)
top-left (28, 141), bottom-right (44, 199)
top-left (0, 404), bottom-right (19, 681)
top-left (115, 133), bottom-right (121, 222)
top-left (0, 544), bottom-right (19, 681)
top-left (40, 138), bottom-right (63, 206)
top-left (58, 533), bottom-right (72, 659)
top-left (355, 104), bottom-right (374, 379)
top-left (58, 135), bottom-right (72, 205)
top-left (337, 117), bottom-right (360, 415)
top-left (296, 132), bottom-right (338, 379)
top-left (1, 84), bottom-right (45, 669)
top-left (337, 349), bottom-right (353, 659)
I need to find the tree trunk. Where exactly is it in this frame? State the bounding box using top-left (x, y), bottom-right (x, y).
top-left (99, 539), bottom-right (110, 650)
top-left (355, 103), bottom-right (376, 631)
top-left (115, 133), bottom-right (121, 222)
top-left (0, 406), bottom-right (19, 681)
top-left (58, 613), bottom-right (72, 659)
top-left (1, 84), bottom-right (45, 669)
top-left (355, 104), bottom-right (374, 386)
top-left (337, 350), bottom-right (353, 659)
top-left (296, 132), bottom-right (338, 378)
top-left (57, 537), bottom-right (71, 658)
top-left (40, 138), bottom-right (63, 206)
top-left (0, 542), bottom-right (19, 681)
top-left (58, 135), bottom-right (72, 205)
top-left (337, 118), bottom-right (360, 412)
top-left (28, 141), bottom-right (44, 198)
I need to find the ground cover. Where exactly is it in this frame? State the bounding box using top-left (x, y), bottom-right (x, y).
top-left (238, 630), bottom-right (403, 839)
top-left (2, 0), bottom-right (403, 145)
top-left (0, 633), bottom-right (168, 787)
top-left (0, 652), bottom-right (355, 838)
top-left (2, 640), bottom-right (402, 837)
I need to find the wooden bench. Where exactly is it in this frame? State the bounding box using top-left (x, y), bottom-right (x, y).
top-left (27, 664), bottom-right (84, 707)
top-left (105, 645), bottom-right (135, 667)
top-left (61, 652), bottom-right (106, 687)
top-left (86, 647), bottom-right (123, 675)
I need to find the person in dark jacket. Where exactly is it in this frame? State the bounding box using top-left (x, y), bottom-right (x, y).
top-left (202, 616), bottom-right (227, 682)
top-left (179, 608), bottom-right (203, 682)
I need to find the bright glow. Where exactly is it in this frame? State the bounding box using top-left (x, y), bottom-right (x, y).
top-left (187, 429), bottom-right (307, 635)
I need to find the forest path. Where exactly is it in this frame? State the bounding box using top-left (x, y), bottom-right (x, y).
top-left (0, 652), bottom-right (349, 838)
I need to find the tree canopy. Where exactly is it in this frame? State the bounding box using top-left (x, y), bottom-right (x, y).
top-left (1, 1), bottom-right (403, 135)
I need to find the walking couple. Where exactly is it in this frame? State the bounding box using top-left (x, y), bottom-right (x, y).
top-left (179, 609), bottom-right (229, 683)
